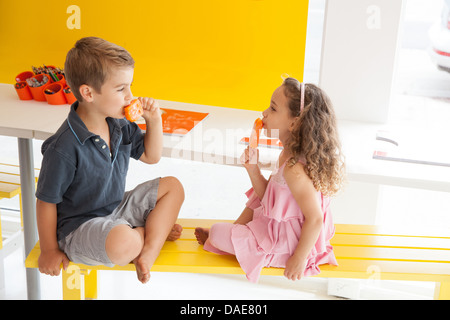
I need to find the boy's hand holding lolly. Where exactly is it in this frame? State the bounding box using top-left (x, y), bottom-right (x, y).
top-left (124, 97), bottom-right (162, 123)
top-left (241, 118), bottom-right (263, 167)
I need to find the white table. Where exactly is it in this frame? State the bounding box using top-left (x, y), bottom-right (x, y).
top-left (1, 83), bottom-right (450, 299)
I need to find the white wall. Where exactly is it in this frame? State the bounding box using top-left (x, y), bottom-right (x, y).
top-left (319, 0), bottom-right (405, 123)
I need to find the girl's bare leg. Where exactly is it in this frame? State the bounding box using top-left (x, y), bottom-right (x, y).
top-left (194, 207), bottom-right (253, 245)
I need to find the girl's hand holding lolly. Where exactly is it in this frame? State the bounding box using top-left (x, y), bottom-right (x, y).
top-left (240, 118), bottom-right (263, 167)
top-left (249, 118), bottom-right (263, 149)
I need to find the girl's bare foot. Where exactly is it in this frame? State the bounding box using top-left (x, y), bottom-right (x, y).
top-left (194, 227), bottom-right (209, 245)
top-left (167, 223), bottom-right (183, 241)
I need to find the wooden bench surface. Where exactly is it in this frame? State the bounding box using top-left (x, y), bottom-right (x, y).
top-left (25, 218), bottom-right (450, 283)
top-left (0, 181), bottom-right (21, 198)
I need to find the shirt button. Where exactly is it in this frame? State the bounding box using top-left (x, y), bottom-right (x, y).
top-left (95, 138), bottom-right (100, 142)
top-left (102, 145), bottom-right (106, 149)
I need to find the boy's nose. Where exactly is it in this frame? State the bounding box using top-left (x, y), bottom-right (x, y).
top-left (125, 88), bottom-right (134, 102)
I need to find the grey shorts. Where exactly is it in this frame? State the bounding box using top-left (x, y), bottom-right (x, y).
top-left (58, 178), bottom-right (160, 267)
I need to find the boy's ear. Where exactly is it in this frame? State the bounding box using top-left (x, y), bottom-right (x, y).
top-left (79, 84), bottom-right (94, 102)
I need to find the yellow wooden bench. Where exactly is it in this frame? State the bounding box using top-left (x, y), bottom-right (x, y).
top-left (25, 218), bottom-right (450, 300)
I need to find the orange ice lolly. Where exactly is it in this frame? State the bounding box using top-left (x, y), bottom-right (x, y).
top-left (249, 118), bottom-right (263, 148)
top-left (124, 99), bottom-right (144, 122)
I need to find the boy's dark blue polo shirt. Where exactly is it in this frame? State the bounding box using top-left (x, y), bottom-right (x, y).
top-left (36, 102), bottom-right (145, 241)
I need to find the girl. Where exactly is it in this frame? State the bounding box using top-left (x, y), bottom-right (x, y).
top-left (195, 77), bottom-right (345, 283)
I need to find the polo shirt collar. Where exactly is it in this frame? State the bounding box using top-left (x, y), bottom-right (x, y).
top-left (66, 102), bottom-right (95, 145)
top-left (66, 101), bottom-right (126, 145)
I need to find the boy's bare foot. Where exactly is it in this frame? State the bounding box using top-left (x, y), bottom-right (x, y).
top-left (133, 246), bottom-right (160, 284)
top-left (194, 227), bottom-right (209, 245)
top-left (167, 223), bottom-right (183, 241)
top-left (133, 224), bottom-right (183, 283)
top-left (133, 254), bottom-right (152, 284)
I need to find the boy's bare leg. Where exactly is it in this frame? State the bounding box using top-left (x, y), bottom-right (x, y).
top-left (133, 176), bottom-right (184, 283)
top-left (105, 224), bottom-right (144, 266)
top-left (194, 207), bottom-right (253, 245)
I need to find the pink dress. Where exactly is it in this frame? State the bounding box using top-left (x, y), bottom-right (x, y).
top-left (205, 159), bottom-right (338, 283)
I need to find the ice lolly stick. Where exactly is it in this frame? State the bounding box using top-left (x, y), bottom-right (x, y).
top-left (249, 118), bottom-right (263, 149)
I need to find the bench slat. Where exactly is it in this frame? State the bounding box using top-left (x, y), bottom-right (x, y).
top-left (332, 233), bottom-right (450, 250)
top-left (335, 224), bottom-right (450, 239)
top-left (0, 182), bottom-right (21, 198)
top-left (317, 260), bottom-right (450, 282)
top-left (333, 246), bottom-right (450, 263)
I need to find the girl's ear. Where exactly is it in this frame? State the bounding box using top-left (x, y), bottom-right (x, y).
top-left (288, 116), bottom-right (300, 132)
top-left (79, 84), bottom-right (94, 102)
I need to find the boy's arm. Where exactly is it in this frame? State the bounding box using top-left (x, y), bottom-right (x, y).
top-left (36, 199), bottom-right (69, 276)
top-left (138, 97), bottom-right (163, 164)
top-left (283, 163), bottom-right (323, 281)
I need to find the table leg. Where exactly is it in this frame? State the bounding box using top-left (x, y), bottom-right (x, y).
top-left (18, 138), bottom-right (40, 300)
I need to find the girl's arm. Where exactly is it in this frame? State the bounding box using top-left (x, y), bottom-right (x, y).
top-left (241, 147), bottom-right (268, 199)
top-left (139, 97), bottom-right (163, 164)
top-left (283, 163), bottom-right (324, 281)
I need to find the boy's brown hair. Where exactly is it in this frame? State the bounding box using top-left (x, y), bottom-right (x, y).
top-left (64, 37), bottom-right (135, 102)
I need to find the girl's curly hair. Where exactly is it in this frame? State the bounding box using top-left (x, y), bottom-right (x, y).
top-left (283, 78), bottom-right (345, 196)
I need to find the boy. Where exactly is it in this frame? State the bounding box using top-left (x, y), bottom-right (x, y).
top-left (35, 37), bottom-right (184, 284)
